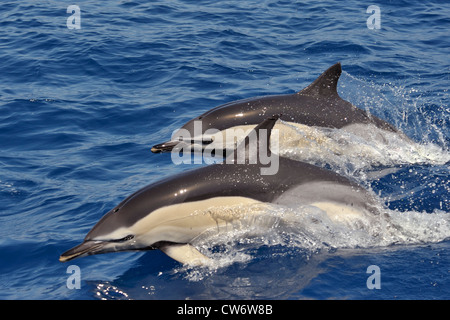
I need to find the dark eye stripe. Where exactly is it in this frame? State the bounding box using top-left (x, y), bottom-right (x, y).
top-left (110, 235), bottom-right (134, 243)
top-left (177, 138), bottom-right (214, 144)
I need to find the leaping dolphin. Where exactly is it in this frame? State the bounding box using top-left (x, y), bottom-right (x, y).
top-left (60, 115), bottom-right (382, 266)
top-left (151, 62), bottom-right (407, 155)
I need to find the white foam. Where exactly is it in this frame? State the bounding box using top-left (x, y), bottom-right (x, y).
top-left (178, 201), bottom-right (449, 278)
top-left (276, 121), bottom-right (450, 178)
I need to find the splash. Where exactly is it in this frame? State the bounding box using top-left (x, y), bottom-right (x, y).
top-left (175, 200), bottom-right (449, 280)
top-left (339, 72), bottom-right (449, 163)
top-left (275, 121), bottom-right (449, 179)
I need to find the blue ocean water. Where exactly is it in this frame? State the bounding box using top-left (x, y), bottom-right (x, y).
top-left (0, 0), bottom-right (449, 300)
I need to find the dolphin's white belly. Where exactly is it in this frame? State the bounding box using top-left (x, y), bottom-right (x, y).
top-left (129, 196), bottom-right (263, 246)
top-left (176, 120), bottom-right (443, 169)
top-left (129, 181), bottom-right (378, 249)
top-left (273, 181), bottom-right (378, 223)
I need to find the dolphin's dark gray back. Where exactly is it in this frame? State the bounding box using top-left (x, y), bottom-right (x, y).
top-left (172, 63), bottom-right (397, 138)
top-left (86, 155), bottom-right (363, 240)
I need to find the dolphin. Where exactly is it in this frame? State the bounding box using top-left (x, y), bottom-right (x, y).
top-left (151, 62), bottom-right (406, 155)
top-left (60, 115), bottom-right (381, 266)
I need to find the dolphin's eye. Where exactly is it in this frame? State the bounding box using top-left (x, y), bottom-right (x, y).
top-left (110, 235), bottom-right (134, 243)
top-left (202, 137), bottom-right (214, 144)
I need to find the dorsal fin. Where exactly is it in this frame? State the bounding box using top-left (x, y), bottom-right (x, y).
top-left (299, 62), bottom-right (342, 97)
top-left (242, 113), bottom-right (280, 157)
top-left (227, 114), bottom-right (280, 163)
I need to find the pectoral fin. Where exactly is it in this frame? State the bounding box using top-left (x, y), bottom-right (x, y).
top-left (158, 242), bottom-right (211, 266)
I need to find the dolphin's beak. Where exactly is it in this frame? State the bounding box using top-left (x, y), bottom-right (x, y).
top-left (151, 140), bottom-right (180, 153)
top-left (59, 241), bottom-right (107, 262)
